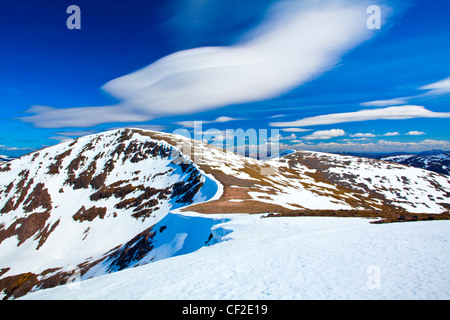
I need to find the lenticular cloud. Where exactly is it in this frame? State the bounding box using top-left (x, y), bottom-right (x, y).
top-left (22, 0), bottom-right (376, 128)
top-left (103, 1), bottom-right (373, 115)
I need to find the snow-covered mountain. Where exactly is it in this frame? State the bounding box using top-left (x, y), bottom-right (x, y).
top-left (380, 152), bottom-right (450, 176)
top-left (0, 129), bottom-right (221, 299)
top-left (183, 147), bottom-right (450, 215)
top-left (1, 128), bottom-right (450, 299)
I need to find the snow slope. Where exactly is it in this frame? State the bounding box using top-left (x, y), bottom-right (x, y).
top-left (274, 151), bottom-right (450, 213)
top-left (22, 214), bottom-right (450, 300)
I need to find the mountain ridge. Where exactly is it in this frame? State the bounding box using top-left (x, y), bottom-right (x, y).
top-left (379, 152), bottom-right (450, 176)
top-left (1, 128), bottom-right (450, 299)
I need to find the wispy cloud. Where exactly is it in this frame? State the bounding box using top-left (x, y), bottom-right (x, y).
top-left (21, 105), bottom-right (151, 129)
top-left (0, 145), bottom-right (33, 151)
top-left (270, 105), bottom-right (450, 127)
top-left (279, 127), bottom-right (311, 133)
top-left (269, 114), bottom-right (286, 119)
top-left (53, 130), bottom-right (99, 137)
top-left (420, 77), bottom-right (450, 93)
top-left (48, 136), bottom-right (73, 142)
top-left (360, 76), bottom-right (450, 107)
top-left (360, 99), bottom-right (407, 107)
top-left (21, 0), bottom-right (378, 128)
top-left (176, 116), bottom-right (242, 128)
top-left (101, 1), bottom-right (374, 116)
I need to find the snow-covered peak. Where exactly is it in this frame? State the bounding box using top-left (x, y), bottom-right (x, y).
top-left (0, 128), bottom-right (220, 299)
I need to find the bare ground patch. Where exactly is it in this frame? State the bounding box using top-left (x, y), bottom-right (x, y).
top-left (262, 209), bottom-right (450, 224)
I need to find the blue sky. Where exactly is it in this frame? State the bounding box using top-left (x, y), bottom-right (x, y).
top-left (1, 0), bottom-right (449, 157)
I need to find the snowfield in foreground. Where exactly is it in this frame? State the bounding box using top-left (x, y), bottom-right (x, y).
top-left (22, 213), bottom-right (450, 300)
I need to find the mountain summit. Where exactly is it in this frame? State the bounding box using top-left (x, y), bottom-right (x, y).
top-left (0, 128), bottom-right (220, 298)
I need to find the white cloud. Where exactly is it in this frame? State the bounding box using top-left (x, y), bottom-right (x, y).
top-left (350, 132), bottom-right (377, 138)
top-left (383, 132), bottom-right (400, 136)
top-left (342, 137), bottom-right (369, 141)
top-left (406, 130), bottom-right (426, 136)
top-left (303, 129), bottom-right (345, 140)
top-left (0, 145), bottom-right (33, 151)
top-left (21, 105), bottom-right (151, 129)
top-left (213, 116), bottom-right (238, 123)
top-left (270, 105), bottom-right (450, 127)
top-left (268, 133), bottom-right (283, 142)
top-left (48, 136), bottom-right (73, 142)
top-left (360, 99), bottom-right (407, 107)
top-left (360, 76), bottom-right (450, 108)
top-left (102, 1), bottom-right (373, 115)
top-left (176, 116), bottom-right (241, 128)
top-left (279, 133), bottom-right (297, 140)
top-left (267, 133), bottom-right (298, 141)
top-left (279, 127), bottom-right (311, 132)
top-left (21, 0), bottom-right (377, 128)
top-left (286, 133), bottom-right (297, 140)
top-left (175, 121), bottom-right (201, 128)
top-left (53, 130), bottom-right (99, 137)
top-left (420, 77), bottom-right (450, 94)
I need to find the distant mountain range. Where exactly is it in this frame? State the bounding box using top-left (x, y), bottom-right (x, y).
top-left (0, 155), bottom-right (15, 164)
